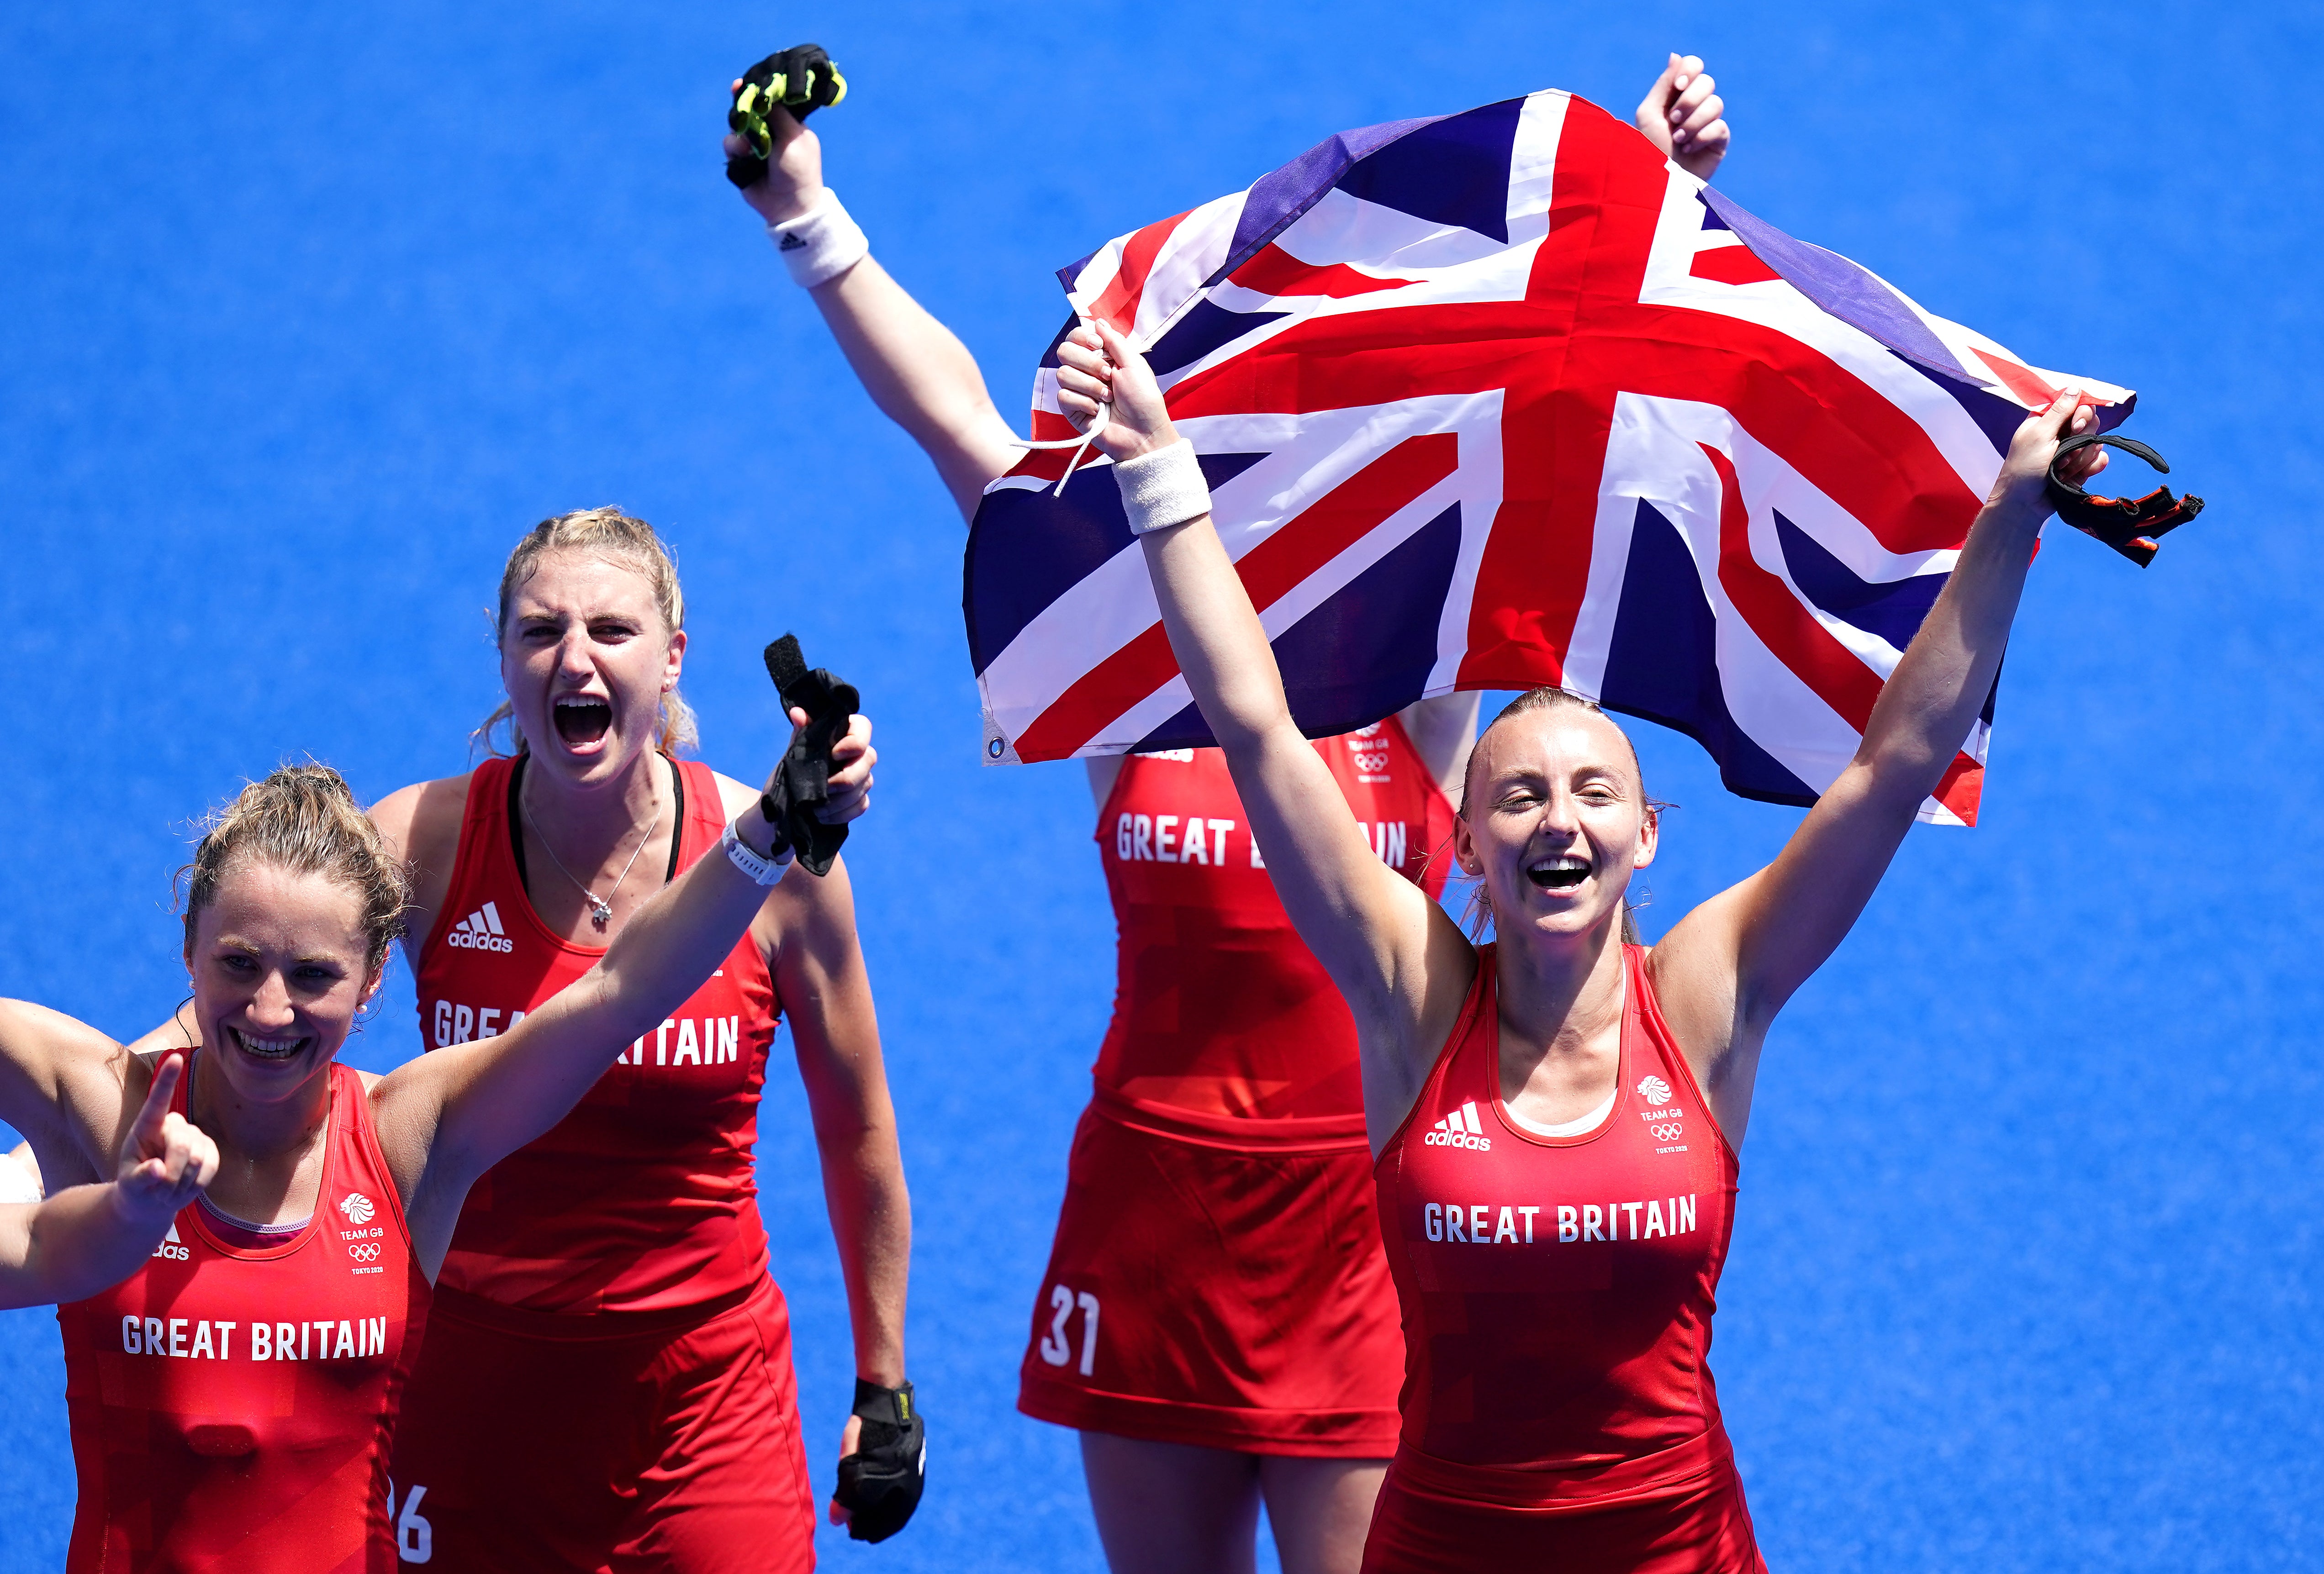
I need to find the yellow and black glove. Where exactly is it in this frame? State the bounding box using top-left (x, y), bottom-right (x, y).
top-left (833, 1379), bottom-right (925, 1543)
top-left (726, 44), bottom-right (847, 189)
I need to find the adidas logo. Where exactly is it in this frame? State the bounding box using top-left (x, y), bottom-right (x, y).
top-left (447, 902), bottom-right (513, 953)
top-left (1422, 1100), bottom-right (1492, 1151)
top-left (153, 1221), bottom-right (189, 1261)
top-left (778, 232), bottom-right (807, 251)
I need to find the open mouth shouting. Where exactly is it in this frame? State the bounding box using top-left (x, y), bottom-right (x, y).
top-left (553, 693), bottom-right (614, 748)
top-left (1526, 853), bottom-right (1591, 892)
top-left (228, 1027), bottom-right (311, 1062)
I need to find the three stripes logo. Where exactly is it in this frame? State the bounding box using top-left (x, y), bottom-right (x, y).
top-left (447, 901), bottom-right (513, 954)
top-left (1422, 1100), bottom-right (1492, 1152)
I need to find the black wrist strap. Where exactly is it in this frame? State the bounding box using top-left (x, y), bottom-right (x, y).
top-left (851, 1377), bottom-right (915, 1428)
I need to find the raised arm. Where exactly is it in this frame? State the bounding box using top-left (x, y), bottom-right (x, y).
top-left (728, 97), bottom-right (1019, 520)
top-left (1652, 391), bottom-right (2107, 1127)
top-left (0, 1054), bottom-right (216, 1309)
top-left (1054, 325), bottom-right (1476, 1111)
top-left (376, 709), bottom-right (877, 1270)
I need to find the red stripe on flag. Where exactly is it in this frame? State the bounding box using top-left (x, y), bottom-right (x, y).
top-left (1931, 748), bottom-right (1983, 823)
top-left (1689, 245), bottom-right (1784, 286)
top-left (1162, 295), bottom-right (1985, 558)
top-left (1703, 442), bottom-right (1886, 729)
top-left (1002, 446), bottom-right (1077, 483)
top-left (1968, 347), bottom-right (2059, 410)
top-left (1461, 100), bottom-right (1674, 689)
top-left (1702, 442), bottom-right (1983, 822)
top-left (1010, 433), bottom-right (1460, 761)
top-left (1086, 209), bottom-right (1194, 336)
top-left (1229, 243), bottom-right (1416, 299)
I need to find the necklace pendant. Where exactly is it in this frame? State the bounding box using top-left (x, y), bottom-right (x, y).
top-left (588, 896), bottom-right (613, 929)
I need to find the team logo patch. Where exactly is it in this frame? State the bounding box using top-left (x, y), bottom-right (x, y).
top-left (447, 901), bottom-right (513, 953)
top-left (339, 1193), bottom-right (376, 1225)
top-left (1637, 1074), bottom-right (1672, 1105)
top-left (1422, 1100), bottom-right (1492, 1151)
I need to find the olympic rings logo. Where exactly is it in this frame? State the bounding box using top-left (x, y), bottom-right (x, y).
top-left (1650, 1123), bottom-right (1685, 1142)
top-left (347, 1242), bottom-right (381, 1263)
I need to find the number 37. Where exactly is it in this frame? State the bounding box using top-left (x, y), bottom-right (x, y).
top-left (1038, 1284), bottom-right (1099, 1377)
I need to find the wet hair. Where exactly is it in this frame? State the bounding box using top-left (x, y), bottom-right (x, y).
top-left (178, 763), bottom-right (411, 977)
top-left (473, 506), bottom-right (698, 758)
top-left (1457, 687), bottom-right (1659, 947)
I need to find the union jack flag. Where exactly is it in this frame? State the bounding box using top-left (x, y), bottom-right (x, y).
top-left (964, 90), bottom-right (2131, 824)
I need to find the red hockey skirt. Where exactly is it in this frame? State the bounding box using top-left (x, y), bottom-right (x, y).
top-left (1017, 1086), bottom-right (1403, 1457)
top-left (388, 1276), bottom-right (814, 1573)
top-left (1360, 1421), bottom-right (1767, 1573)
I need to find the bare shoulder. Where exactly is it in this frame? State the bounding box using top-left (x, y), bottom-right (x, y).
top-left (0, 999), bottom-right (127, 1084)
top-left (1398, 693), bottom-right (1482, 800)
top-left (0, 1002), bottom-right (138, 1180)
top-left (707, 767), bottom-right (761, 821)
top-left (370, 772), bottom-right (475, 867)
top-left (702, 766), bottom-right (866, 964)
top-left (371, 771), bottom-right (478, 953)
top-left (1641, 891), bottom-right (1749, 1069)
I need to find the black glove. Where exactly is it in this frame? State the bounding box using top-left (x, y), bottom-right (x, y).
top-left (759, 634), bottom-right (859, 878)
top-left (833, 1378), bottom-right (925, 1543)
top-left (727, 44), bottom-right (848, 189)
top-left (2045, 431), bottom-right (2205, 568)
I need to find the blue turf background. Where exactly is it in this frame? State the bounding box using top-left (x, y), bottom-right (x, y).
top-left (3, 3), bottom-right (2319, 1569)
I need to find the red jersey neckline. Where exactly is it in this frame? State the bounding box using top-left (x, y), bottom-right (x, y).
top-left (178, 1052), bottom-right (343, 1263)
top-left (491, 751), bottom-right (696, 963)
top-left (1478, 945), bottom-right (1635, 1152)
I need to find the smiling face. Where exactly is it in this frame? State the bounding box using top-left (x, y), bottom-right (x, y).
top-left (500, 549), bottom-right (686, 789)
top-left (184, 860), bottom-right (381, 1105)
top-left (1454, 704), bottom-right (1657, 948)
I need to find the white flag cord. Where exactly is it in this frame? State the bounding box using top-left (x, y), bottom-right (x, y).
top-left (1004, 276), bottom-right (1214, 495)
top-left (1004, 295), bottom-right (1152, 495)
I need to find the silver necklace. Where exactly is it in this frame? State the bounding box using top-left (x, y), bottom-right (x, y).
top-left (521, 769), bottom-right (660, 931)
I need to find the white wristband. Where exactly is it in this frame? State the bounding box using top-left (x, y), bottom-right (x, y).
top-left (721, 818), bottom-right (795, 885)
top-left (768, 188), bottom-right (869, 289)
top-left (1113, 440), bottom-right (1211, 535)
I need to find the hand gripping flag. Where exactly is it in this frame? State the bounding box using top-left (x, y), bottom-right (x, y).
top-left (963, 90), bottom-right (2132, 824)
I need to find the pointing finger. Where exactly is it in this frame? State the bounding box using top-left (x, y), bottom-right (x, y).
top-left (130, 1056), bottom-right (183, 1155)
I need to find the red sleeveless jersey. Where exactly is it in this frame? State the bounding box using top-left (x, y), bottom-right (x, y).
top-left (1094, 718), bottom-right (1455, 1125)
top-left (1374, 944), bottom-right (1741, 1485)
top-left (413, 755), bottom-right (778, 1314)
top-left (57, 1058), bottom-right (430, 1574)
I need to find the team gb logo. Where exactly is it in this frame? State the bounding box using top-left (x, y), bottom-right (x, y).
top-left (1636, 1075), bottom-right (1672, 1105)
top-left (339, 1193), bottom-right (376, 1225)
